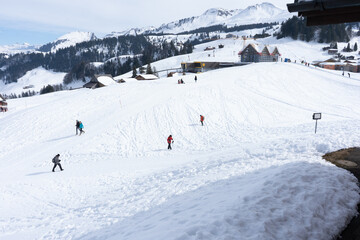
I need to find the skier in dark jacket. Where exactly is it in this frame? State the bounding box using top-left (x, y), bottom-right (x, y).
top-left (194, 75), bottom-right (197, 82)
top-left (167, 135), bottom-right (173, 150)
top-left (52, 154), bottom-right (63, 172)
top-left (75, 120), bottom-right (80, 135)
top-left (200, 115), bottom-right (205, 126)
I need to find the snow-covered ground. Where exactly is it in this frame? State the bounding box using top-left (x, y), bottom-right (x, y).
top-left (0, 67), bottom-right (67, 96)
top-left (0, 62), bottom-right (359, 240)
top-left (127, 36), bottom-right (332, 79)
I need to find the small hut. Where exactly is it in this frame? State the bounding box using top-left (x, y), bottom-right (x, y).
top-left (135, 74), bottom-right (158, 80)
top-left (83, 74), bottom-right (116, 89)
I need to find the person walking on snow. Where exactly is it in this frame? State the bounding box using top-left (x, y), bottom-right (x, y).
top-left (167, 135), bottom-right (174, 150)
top-left (79, 121), bottom-right (85, 135)
top-left (200, 115), bottom-right (205, 126)
top-left (52, 154), bottom-right (63, 172)
top-left (194, 75), bottom-right (197, 83)
top-left (75, 120), bottom-right (80, 135)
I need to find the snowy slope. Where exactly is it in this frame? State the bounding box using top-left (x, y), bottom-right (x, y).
top-left (0, 63), bottom-right (359, 239)
top-left (0, 67), bottom-right (66, 95)
top-left (130, 36), bottom-right (332, 78)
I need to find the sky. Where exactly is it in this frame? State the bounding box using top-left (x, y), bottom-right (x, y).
top-left (0, 0), bottom-right (291, 45)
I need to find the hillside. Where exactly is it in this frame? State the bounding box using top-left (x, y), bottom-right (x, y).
top-left (0, 63), bottom-right (359, 239)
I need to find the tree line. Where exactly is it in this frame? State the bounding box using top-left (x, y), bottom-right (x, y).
top-left (0, 35), bottom-right (193, 85)
top-left (276, 16), bottom-right (353, 43)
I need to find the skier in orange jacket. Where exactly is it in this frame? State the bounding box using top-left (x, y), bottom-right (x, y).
top-left (167, 135), bottom-right (173, 150)
top-left (200, 115), bottom-right (205, 126)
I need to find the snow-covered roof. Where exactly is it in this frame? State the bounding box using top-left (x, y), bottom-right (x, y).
top-left (319, 62), bottom-right (345, 66)
top-left (136, 74), bottom-right (158, 80)
top-left (96, 75), bottom-right (115, 86)
top-left (240, 44), bottom-right (280, 56)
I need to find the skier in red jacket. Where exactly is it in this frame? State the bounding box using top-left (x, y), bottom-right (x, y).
top-left (167, 135), bottom-right (173, 150)
top-left (200, 115), bottom-right (205, 126)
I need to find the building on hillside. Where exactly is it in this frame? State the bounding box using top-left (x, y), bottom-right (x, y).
top-left (204, 46), bottom-right (215, 51)
top-left (316, 59), bottom-right (360, 73)
top-left (328, 49), bottom-right (338, 55)
top-left (113, 75), bottom-right (127, 83)
top-left (181, 61), bottom-right (248, 73)
top-left (135, 74), bottom-right (158, 80)
top-left (83, 74), bottom-right (116, 89)
top-left (0, 95), bottom-right (8, 112)
top-left (345, 62), bottom-right (360, 73)
top-left (238, 44), bottom-right (280, 63)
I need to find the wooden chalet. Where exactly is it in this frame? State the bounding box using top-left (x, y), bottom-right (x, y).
top-left (83, 74), bottom-right (116, 89)
top-left (0, 94), bottom-right (8, 112)
top-left (238, 44), bottom-right (280, 63)
top-left (135, 74), bottom-right (158, 80)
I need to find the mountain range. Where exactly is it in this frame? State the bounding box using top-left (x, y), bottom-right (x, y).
top-left (106, 2), bottom-right (292, 37)
top-left (0, 2), bottom-right (293, 54)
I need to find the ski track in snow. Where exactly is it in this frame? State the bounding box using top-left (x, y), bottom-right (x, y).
top-left (0, 63), bottom-right (360, 239)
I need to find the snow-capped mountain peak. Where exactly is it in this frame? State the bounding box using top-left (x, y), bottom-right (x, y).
top-left (37, 31), bottom-right (97, 53)
top-left (106, 2), bottom-right (293, 36)
top-left (202, 8), bottom-right (234, 17)
top-left (56, 31), bottom-right (96, 42)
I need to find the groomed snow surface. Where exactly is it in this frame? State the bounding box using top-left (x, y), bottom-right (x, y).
top-left (0, 63), bottom-right (360, 240)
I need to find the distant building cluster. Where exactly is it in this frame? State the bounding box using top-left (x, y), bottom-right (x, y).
top-left (313, 58), bottom-right (360, 73)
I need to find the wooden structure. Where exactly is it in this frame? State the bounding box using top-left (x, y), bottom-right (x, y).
top-left (239, 44), bottom-right (280, 63)
top-left (181, 61), bottom-right (248, 73)
top-left (135, 74), bottom-right (158, 80)
top-left (0, 94), bottom-right (8, 112)
top-left (328, 49), bottom-right (338, 55)
top-left (83, 74), bottom-right (116, 89)
top-left (287, 0), bottom-right (360, 26)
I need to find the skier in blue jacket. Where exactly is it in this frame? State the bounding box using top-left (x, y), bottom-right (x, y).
top-left (79, 121), bottom-right (85, 135)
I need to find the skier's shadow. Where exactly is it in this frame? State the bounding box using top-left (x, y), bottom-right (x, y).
top-left (188, 124), bottom-right (198, 127)
top-left (47, 135), bottom-right (74, 142)
top-left (153, 149), bottom-right (168, 152)
top-left (26, 171), bottom-right (50, 176)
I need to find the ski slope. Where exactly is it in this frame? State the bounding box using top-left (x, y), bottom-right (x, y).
top-left (0, 63), bottom-right (360, 240)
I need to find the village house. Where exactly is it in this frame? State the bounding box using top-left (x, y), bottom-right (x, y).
top-left (204, 46), bottom-right (216, 51)
top-left (315, 58), bottom-right (360, 73)
top-left (0, 94), bottom-right (8, 112)
top-left (135, 74), bottom-right (158, 80)
top-left (328, 49), bottom-right (338, 55)
top-left (238, 44), bottom-right (280, 62)
top-left (83, 74), bottom-right (116, 89)
top-left (181, 61), bottom-right (244, 73)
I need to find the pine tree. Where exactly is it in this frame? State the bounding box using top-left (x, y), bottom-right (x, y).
top-left (354, 42), bottom-right (358, 52)
top-left (153, 67), bottom-right (158, 77)
top-left (132, 67), bottom-right (137, 78)
top-left (146, 63), bottom-right (153, 74)
top-left (346, 43), bottom-right (351, 52)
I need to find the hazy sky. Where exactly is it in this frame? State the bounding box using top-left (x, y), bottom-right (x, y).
top-left (0, 0), bottom-right (291, 45)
